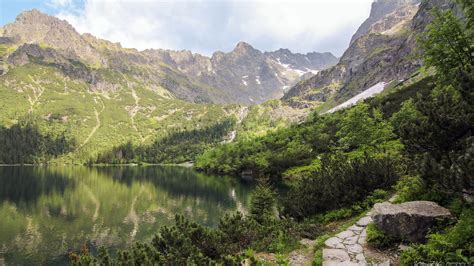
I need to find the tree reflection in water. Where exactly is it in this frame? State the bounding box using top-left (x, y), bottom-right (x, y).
top-left (0, 166), bottom-right (253, 265)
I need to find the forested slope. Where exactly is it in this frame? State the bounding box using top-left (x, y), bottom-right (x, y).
top-left (72, 1), bottom-right (473, 263)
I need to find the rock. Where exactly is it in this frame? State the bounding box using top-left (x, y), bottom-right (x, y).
top-left (358, 228), bottom-right (367, 244)
top-left (325, 237), bottom-right (344, 248)
top-left (288, 250), bottom-right (312, 266)
top-left (356, 216), bottom-right (373, 226)
top-left (323, 261), bottom-right (360, 266)
top-left (343, 235), bottom-right (359, 245)
top-left (322, 248), bottom-right (350, 262)
top-left (336, 230), bottom-right (354, 239)
top-left (348, 225), bottom-right (364, 232)
top-left (355, 253), bottom-right (366, 262)
top-left (299, 238), bottom-right (316, 247)
top-left (398, 243), bottom-right (409, 251)
top-left (372, 201), bottom-right (451, 242)
top-left (346, 244), bottom-right (363, 254)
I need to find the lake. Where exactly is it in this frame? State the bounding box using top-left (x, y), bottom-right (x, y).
top-left (0, 166), bottom-right (253, 265)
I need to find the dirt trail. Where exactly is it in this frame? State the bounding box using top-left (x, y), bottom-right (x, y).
top-left (79, 97), bottom-right (105, 149)
top-left (129, 88), bottom-right (150, 143)
top-left (27, 75), bottom-right (45, 114)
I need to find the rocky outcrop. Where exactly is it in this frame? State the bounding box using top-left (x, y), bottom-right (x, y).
top-left (8, 43), bottom-right (95, 82)
top-left (283, 0), bottom-right (453, 111)
top-left (144, 42), bottom-right (338, 104)
top-left (372, 201), bottom-right (452, 242)
top-left (350, 0), bottom-right (421, 44)
top-left (1, 9), bottom-right (337, 105)
top-left (2, 9), bottom-right (103, 65)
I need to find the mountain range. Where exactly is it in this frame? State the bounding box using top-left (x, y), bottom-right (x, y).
top-left (0, 0), bottom-right (451, 163)
top-left (0, 9), bottom-right (338, 105)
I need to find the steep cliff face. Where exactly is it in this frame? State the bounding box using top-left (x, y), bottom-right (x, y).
top-left (142, 42), bottom-right (338, 104)
top-left (0, 10), bottom-right (337, 105)
top-left (283, 0), bottom-right (453, 111)
top-left (350, 0), bottom-right (421, 44)
top-left (2, 9), bottom-right (103, 66)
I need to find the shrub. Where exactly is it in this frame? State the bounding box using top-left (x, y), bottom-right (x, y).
top-left (282, 153), bottom-right (398, 219)
top-left (366, 223), bottom-right (397, 249)
top-left (312, 234), bottom-right (331, 266)
top-left (320, 208), bottom-right (353, 223)
top-left (393, 175), bottom-right (425, 203)
top-left (249, 179), bottom-right (277, 224)
top-left (400, 209), bottom-right (474, 265)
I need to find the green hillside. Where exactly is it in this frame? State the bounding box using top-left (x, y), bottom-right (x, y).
top-left (0, 60), bottom-right (240, 164)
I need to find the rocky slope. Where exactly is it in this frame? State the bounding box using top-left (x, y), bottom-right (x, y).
top-left (282, 0), bottom-right (454, 111)
top-left (0, 9), bottom-right (338, 105)
top-left (0, 9), bottom-right (326, 163)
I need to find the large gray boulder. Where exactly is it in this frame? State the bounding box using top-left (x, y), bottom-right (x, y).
top-left (371, 201), bottom-right (451, 242)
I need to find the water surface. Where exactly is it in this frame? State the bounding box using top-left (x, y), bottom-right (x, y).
top-left (0, 166), bottom-right (252, 265)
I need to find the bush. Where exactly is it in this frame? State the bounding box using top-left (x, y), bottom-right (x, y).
top-left (249, 179), bottom-right (277, 224)
top-left (400, 208), bottom-right (474, 265)
top-left (312, 234), bottom-right (331, 266)
top-left (319, 208), bottom-right (353, 223)
top-left (394, 175), bottom-right (425, 203)
top-left (282, 153), bottom-right (398, 219)
top-left (366, 223), bottom-right (397, 249)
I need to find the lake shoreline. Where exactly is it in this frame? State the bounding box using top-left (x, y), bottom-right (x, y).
top-left (0, 162), bottom-right (195, 167)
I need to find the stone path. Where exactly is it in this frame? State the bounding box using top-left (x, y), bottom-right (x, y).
top-left (322, 213), bottom-right (374, 265)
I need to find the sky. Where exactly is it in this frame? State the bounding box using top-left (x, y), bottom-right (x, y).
top-left (0, 0), bottom-right (374, 56)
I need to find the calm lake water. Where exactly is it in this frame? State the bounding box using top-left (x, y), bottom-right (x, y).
top-left (0, 166), bottom-right (253, 265)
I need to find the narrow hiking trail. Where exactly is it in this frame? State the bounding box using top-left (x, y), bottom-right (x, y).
top-left (79, 97), bottom-right (105, 149)
top-left (322, 214), bottom-right (373, 265)
top-left (27, 75), bottom-right (45, 114)
top-left (322, 196), bottom-right (396, 266)
top-left (129, 88), bottom-right (150, 143)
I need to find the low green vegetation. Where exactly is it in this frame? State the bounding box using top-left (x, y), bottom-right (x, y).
top-left (400, 209), bottom-right (474, 265)
top-left (2, 0), bottom-right (473, 264)
top-left (0, 118), bottom-right (75, 164)
top-left (283, 154), bottom-right (397, 219)
top-left (196, 101), bottom-right (400, 178)
top-left (0, 62), bottom-right (239, 164)
top-left (94, 118), bottom-right (236, 164)
top-left (366, 223), bottom-right (397, 249)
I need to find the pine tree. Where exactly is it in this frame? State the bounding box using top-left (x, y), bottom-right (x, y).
top-left (249, 178), bottom-right (277, 224)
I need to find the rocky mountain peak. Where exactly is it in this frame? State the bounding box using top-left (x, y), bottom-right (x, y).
top-left (1, 9), bottom-right (339, 105)
top-left (232, 41), bottom-right (261, 57)
top-left (4, 9), bottom-right (76, 42)
top-left (2, 9), bottom-right (102, 65)
top-left (350, 0), bottom-right (421, 44)
top-left (275, 48), bottom-right (292, 54)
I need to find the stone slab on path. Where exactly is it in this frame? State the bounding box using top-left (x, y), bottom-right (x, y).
top-left (356, 216), bottom-right (372, 227)
top-left (322, 212), bottom-right (375, 265)
top-left (322, 248), bottom-right (350, 262)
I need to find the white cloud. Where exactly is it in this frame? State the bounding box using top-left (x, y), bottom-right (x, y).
top-left (54, 0), bottom-right (374, 56)
top-left (47, 0), bottom-right (73, 8)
